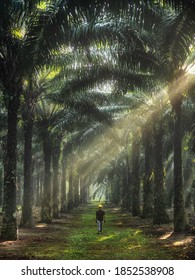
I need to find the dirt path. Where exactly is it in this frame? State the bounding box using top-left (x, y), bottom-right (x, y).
top-left (0, 203), bottom-right (195, 259)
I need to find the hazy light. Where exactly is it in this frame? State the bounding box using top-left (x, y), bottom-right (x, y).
top-left (77, 87), bottom-right (169, 182)
top-left (185, 63), bottom-right (195, 74)
top-left (76, 70), bottom-right (193, 186)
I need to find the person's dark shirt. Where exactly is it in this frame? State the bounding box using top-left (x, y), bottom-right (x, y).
top-left (96, 209), bottom-right (105, 221)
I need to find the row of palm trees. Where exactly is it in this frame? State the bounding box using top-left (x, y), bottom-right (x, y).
top-left (0, 0), bottom-right (195, 241)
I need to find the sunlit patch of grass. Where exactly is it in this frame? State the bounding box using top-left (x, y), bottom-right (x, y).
top-left (98, 235), bottom-right (116, 241)
top-left (172, 237), bottom-right (193, 247)
top-left (159, 232), bottom-right (173, 240)
top-left (35, 223), bottom-right (47, 228)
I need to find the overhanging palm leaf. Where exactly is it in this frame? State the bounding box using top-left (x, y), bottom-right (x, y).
top-left (23, 2), bottom-right (69, 74)
top-left (160, 0), bottom-right (195, 10)
top-left (70, 19), bottom-right (145, 48)
top-left (63, 121), bottom-right (108, 156)
top-left (56, 65), bottom-right (154, 100)
top-left (160, 11), bottom-right (195, 77)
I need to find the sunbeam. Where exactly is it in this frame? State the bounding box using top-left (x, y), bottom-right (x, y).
top-left (75, 71), bottom-right (195, 185)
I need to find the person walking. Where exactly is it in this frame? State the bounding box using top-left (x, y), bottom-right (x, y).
top-left (96, 204), bottom-right (105, 234)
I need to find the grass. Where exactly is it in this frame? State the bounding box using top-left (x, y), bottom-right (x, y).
top-left (56, 203), bottom-right (175, 260)
top-left (0, 202), bottom-right (190, 259)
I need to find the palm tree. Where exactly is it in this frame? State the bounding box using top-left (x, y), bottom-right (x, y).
top-left (20, 77), bottom-right (39, 227)
top-left (21, 65), bottom-right (68, 225)
top-left (0, 0), bottom-right (96, 237)
top-left (0, 0), bottom-right (40, 240)
top-left (0, 0), bottom-right (74, 240)
top-left (35, 99), bottom-right (65, 223)
top-left (159, 12), bottom-right (195, 231)
top-left (117, 5), bottom-right (195, 230)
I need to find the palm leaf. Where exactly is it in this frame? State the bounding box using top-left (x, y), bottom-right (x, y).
top-left (63, 121), bottom-right (108, 156)
top-left (23, 1), bottom-right (70, 74)
top-left (160, 11), bottom-right (195, 76)
top-left (160, 0), bottom-right (195, 10)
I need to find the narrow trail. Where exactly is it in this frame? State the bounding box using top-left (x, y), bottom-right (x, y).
top-left (0, 202), bottom-right (194, 259)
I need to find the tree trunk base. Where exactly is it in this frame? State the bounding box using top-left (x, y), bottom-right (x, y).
top-left (0, 216), bottom-right (18, 241)
top-left (19, 218), bottom-right (35, 229)
top-left (41, 206), bottom-right (53, 224)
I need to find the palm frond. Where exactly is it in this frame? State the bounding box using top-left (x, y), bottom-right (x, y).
top-left (65, 98), bottom-right (113, 124)
top-left (99, 105), bottom-right (130, 114)
top-left (58, 64), bottom-right (154, 100)
top-left (70, 19), bottom-right (145, 49)
top-left (159, 0), bottom-right (195, 10)
top-left (63, 121), bottom-right (107, 156)
top-left (119, 49), bottom-right (160, 74)
top-left (160, 11), bottom-right (195, 76)
top-left (23, 2), bottom-right (70, 74)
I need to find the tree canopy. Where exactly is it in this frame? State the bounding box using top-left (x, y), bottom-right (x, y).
top-left (0, 0), bottom-right (195, 243)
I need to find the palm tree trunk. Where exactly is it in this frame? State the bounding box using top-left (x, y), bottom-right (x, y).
top-left (142, 126), bottom-right (154, 218)
top-left (80, 178), bottom-right (88, 204)
top-left (35, 174), bottom-right (40, 207)
top-left (121, 165), bottom-right (128, 210)
top-left (0, 167), bottom-right (3, 207)
top-left (109, 168), bottom-right (121, 205)
top-left (192, 181), bottom-right (195, 212)
top-left (41, 129), bottom-right (53, 223)
top-left (131, 137), bottom-right (140, 216)
top-left (0, 137), bottom-right (6, 209)
top-left (21, 118), bottom-right (34, 227)
top-left (121, 154), bottom-right (131, 211)
top-left (73, 173), bottom-right (80, 208)
top-left (20, 80), bottom-right (35, 227)
top-left (60, 159), bottom-right (67, 212)
top-left (153, 121), bottom-right (168, 224)
top-left (67, 168), bottom-right (74, 210)
top-left (16, 174), bottom-right (23, 206)
top-left (173, 99), bottom-right (186, 232)
top-left (52, 141), bottom-right (61, 218)
top-left (80, 178), bottom-right (85, 204)
top-left (1, 94), bottom-right (20, 240)
top-left (35, 162), bottom-right (43, 207)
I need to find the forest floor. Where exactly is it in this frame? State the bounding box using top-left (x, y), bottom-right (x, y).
top-left (0, 202), bottom-right (195, 260)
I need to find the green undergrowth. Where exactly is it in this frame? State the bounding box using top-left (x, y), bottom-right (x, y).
top-left (0, 202), bottom-right (182, 259)
top-left (25, 203), bottom-right (177, 259)
top-left (56, 204), bottom-right (175, 260)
